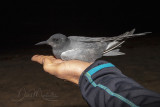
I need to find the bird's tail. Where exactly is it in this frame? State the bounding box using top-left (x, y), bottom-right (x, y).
top-left (103, 29), bottom-right (151, 56)
top-left (104, 28), bottom-right (151, 41)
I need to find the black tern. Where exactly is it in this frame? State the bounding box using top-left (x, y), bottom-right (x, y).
top-left (35, 29), bottom-right (150, 62)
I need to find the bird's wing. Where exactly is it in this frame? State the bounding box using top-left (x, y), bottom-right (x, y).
top-left (103, 49), bottom-right (125, 56)
top-left (68, 36), bottom-right (107, 42)
top-left (68, 29), bottom-right (151, 42)
top-left (61, 48), bottom-right (98, 62)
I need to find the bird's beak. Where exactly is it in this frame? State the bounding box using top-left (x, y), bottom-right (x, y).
top-left (35, 41), bottom-right (48, 45)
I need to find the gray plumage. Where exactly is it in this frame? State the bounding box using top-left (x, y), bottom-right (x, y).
top-left (35, 29), bottom-right (150, 62)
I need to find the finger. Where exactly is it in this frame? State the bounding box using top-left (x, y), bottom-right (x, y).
top-left (31, 55), bottom-right (42, 64)
top-left (31, 55), bottom-right (40, 62)
top-left (31, 55), bottom-right (52, 64)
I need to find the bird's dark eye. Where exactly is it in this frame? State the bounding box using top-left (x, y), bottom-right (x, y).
top-left (53, 38), bottom-right (58, 42)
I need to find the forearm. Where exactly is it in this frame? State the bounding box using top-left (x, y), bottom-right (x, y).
top-left (79, 60), bottom-right (160, 107)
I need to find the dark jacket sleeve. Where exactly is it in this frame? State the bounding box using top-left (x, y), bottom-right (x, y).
top-left (79, 60), bottom-right (160, 107)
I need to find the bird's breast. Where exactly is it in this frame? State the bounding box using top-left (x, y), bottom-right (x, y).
top-left (52, 49), bottom-right (63, 59)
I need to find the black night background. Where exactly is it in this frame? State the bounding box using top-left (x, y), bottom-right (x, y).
top-left (1, 1), bottom-right (160, 107)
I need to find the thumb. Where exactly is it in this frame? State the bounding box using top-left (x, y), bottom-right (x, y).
top-left (43, 58), bottom-right (53, 72)
top-left (43, 57), bottom-right (52, 65)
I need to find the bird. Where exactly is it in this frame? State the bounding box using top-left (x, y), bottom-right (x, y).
top-left (35, 29), bottom-right (150, 62)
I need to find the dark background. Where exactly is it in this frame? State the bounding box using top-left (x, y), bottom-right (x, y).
top-left (1, 1), bottom-right (159, 50)
top-left (1, 1), bottom-right (160, 107)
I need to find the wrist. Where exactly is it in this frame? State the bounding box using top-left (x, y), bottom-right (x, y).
top-left (73, 61), bottom-right (92, 85)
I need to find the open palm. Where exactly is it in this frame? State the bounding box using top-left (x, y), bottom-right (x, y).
top-left (31, 55), bottom-right (92, 84)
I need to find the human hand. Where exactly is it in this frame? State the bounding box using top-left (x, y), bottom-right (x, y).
top-left (31, 55), bottom-right (92, 84)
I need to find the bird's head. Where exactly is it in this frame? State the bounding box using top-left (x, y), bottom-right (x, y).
top-left (35, 33), bottom-right (68, 48)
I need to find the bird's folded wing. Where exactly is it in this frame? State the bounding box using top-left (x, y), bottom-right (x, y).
top-left (68, 36), bottom-right (107, 42)
top-left (61, 48), bottom-right (96, 62)
top-left (68, 29), bottom-right (151, 42)
top-left (61, 49), bottom-right (80, 60)
top-left (103, 49), bottom-right (125, 56)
